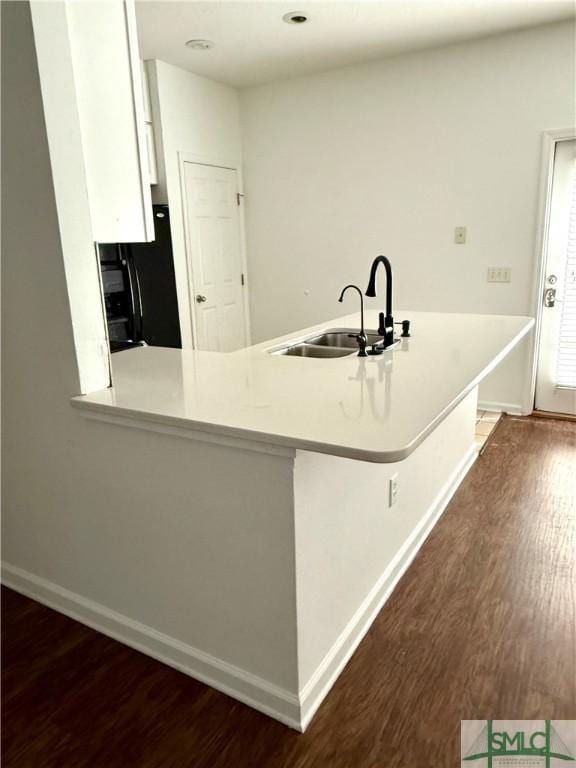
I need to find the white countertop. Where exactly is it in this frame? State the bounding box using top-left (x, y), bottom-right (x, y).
top-left (72, 311), bottom-right (534, 462)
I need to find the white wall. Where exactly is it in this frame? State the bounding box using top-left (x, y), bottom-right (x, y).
top-left (293, 388), bottom-right (476, 727)
top-left (2, 0), bottom-right (297, 695)
top-left (147, 60), bottom-right (244, 347)
top-left (240, 21), bottom-right (575, 411)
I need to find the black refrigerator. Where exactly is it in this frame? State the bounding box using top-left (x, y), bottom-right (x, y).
top-left (99, 204), bottom-right (182, 352)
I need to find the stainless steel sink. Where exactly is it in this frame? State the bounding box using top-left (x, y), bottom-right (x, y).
top-left (306, 328), bottom-right (383, 349)
top-left (274, 343), bottom-right (354, 358)
top-left (270, 327), bottom-right (386, 358)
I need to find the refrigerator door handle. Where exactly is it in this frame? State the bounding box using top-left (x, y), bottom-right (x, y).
top-left (121, 245), bottom-right (142, 341)
top-left (131, 252), bottom-right (144, 327)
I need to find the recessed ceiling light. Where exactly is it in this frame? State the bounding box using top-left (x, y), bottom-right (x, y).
top-left (185, 39), bottom-right (214, 51)
top-left (283, 11), bottom-right (309, 25)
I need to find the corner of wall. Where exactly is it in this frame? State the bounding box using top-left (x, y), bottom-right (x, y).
top-left (145, 59), bottom-right (168, 201)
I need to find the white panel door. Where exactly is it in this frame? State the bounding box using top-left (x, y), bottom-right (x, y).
top-left (535, 138), bottom-right (576, 415)
top-left (183, 163), bottom-right (247, 351)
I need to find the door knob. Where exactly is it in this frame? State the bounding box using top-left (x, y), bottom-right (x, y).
top-left (544, 287), bottom-right (556, 307)
top-left (196, 294), bottom-right (207, 303)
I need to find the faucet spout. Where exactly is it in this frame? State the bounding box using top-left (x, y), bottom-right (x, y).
top-left (365, 256), bottom-right (394, 349)
top-left (365, 255), bottom-right (393, 317)
top-left (338, 284), bottom-right (367, 357)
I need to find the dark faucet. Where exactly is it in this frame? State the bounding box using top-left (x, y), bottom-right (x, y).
top-left (365, 255), bottom-right (395, 349)
top-left (338, 284), bottom-right (367, 357)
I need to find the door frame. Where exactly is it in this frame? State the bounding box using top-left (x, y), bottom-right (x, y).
top-left (178, 150), bottom-right (252, 350)
top-left (526, 127), bottom-right (576, 413)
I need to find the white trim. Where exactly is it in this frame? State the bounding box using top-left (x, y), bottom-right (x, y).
top-left (71, 401), bottom-right (296, 459)
top-left (527, 128), bottom-right (576, 413)
top-left (1, 562), bottom-right (302, 731)
top-left (178, 152), bottom-right (252, 349)
top-left (179, 150), bottom-right (239, 172)
top-left (236, 176), bottom-right (253, 346)
top-left (297, 443), bottom-right (478, 731)
top-left (477, 400), bottom-right (525, 415)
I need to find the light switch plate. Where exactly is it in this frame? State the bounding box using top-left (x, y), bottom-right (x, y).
top-left (454, 226), bottom-right (467, 244)
top-left (487, 267), bottom-right (511, 283)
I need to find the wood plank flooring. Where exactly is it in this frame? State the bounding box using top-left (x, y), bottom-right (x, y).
top-left (2, 416), bottom-right (575, 767)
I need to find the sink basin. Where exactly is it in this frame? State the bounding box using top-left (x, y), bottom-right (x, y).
top-left (270, 327), bottom-right (386, 358)
top-left (306, 328), bottom-right (383, 349)
top-left (274, 343), bottom-right (354, 358)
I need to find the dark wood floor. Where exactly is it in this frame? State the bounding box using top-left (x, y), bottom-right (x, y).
top-left (2, 416), bottom-right (575, 768)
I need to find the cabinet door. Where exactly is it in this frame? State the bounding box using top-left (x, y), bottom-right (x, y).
top-left (45, 0), bottom-right (154, 243)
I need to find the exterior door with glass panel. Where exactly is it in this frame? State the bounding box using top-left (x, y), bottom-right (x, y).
top-left (182, 162), bottom-right (246, 352)
top-left (535, 138), bottom-right (576, 415)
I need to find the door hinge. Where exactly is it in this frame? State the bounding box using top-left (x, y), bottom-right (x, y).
top-left (236, 192), bottom-right (245, 206)
top-left (241, 273), bottom-right (245, 286)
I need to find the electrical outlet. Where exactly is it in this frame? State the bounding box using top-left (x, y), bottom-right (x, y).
top-left (454, 226), bottom-right (467, 244)
top-left (389, 474), bottom-right (399, 507)
top-left (487, 267), bottom-right (511, 283)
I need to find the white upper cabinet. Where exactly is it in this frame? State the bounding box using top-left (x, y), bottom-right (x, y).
top-left (32, 0), bottom-right (154, 243)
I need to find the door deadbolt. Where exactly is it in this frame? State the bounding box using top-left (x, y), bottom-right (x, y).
top-left (544, 287), bottom-right (556, 307)
top-left (547, 274), bottom-right (557, 285)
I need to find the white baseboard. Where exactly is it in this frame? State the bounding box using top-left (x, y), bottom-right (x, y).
top-left (477, 400), bottom-right (525, 415)
top-left (1, 562), bottom-right (302, 730)
top-left (298, 444), bottom-right (478, 731)
top-left (2, 446), bottom-right (476, 734)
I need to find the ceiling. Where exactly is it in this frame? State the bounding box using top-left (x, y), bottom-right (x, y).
top-left (135, 0), bottom-right (575, 89)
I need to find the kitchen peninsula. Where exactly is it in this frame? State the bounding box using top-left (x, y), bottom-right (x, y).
top-left (67, 310), bottom-right (532, 731)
